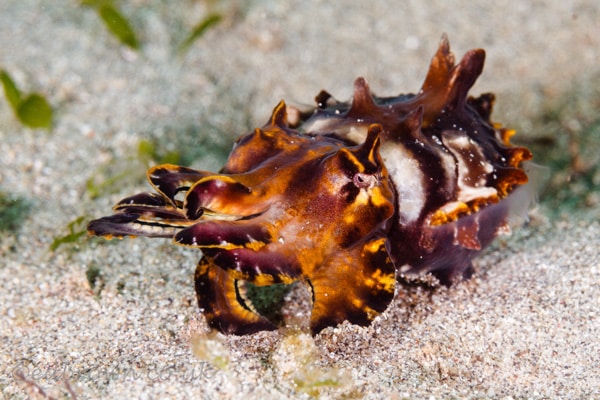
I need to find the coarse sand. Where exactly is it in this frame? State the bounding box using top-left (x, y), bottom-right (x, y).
top-left (1, 1), bottom-right (599, 398)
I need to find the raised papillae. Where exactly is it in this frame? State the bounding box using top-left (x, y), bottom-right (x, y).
top-left (88, 35), bottom-right (533, 335)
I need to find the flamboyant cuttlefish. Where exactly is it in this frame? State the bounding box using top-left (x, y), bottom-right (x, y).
top-left (88, 35), bottom-right (533, 335)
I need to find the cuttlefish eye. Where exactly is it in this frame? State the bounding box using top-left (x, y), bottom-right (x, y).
top-left (338, 124), bottom-right (386, 191)
top-left (353, 172), bottom-right (378, 189)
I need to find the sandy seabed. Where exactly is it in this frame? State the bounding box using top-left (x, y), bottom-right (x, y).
top-left (1, 1), bottom-right (599, 398)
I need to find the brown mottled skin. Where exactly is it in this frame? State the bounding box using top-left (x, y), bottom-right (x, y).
top-left (88, 35), bottom-right (532, 334)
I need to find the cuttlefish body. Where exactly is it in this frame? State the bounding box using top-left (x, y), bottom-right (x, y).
top-left (88, 36), bottom-right (532, 335)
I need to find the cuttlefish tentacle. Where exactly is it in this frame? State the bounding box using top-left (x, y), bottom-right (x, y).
top-left (308, 236), bottom-right (396, 334)
top-left (175, 219), bottom-right (302, 284)
top-left (183, 176), bottom-right (270, 220)
top-left (147, 164), bottom-right (212, 202)
top-left (195, 257), bottom-right (277, 335)
top-left (87, 191), bottom-right (190, 238)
